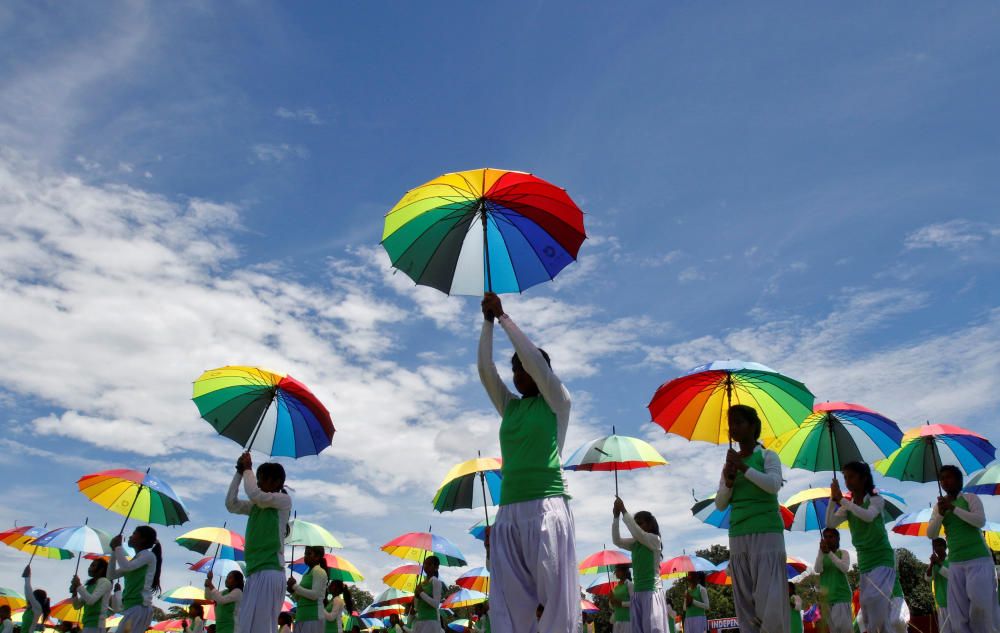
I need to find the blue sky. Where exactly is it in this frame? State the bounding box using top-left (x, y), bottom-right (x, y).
top-left (2, 0), bottom-right (1000, 607)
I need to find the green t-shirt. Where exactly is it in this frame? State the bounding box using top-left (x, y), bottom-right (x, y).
top-left (728, 448), bottom-right (784, 537)
top-left (631, 542), bottom-right (657, 592)
top-left (245, 504), bottom-right (284, 574)
top-left (892, 575), bottom-right (903, 599)
top-left (499, 397), bottom-right (565, 505)
top-left (685, 585), bottom-right (705, 618)
top-left (789, 599), bottom-right (803, 633)
top-left (818, 551), bottom-right (852, 605)
top-left (612, 582), bottom-right (630, 622)
top-left (122, 558), bottom-right (151, 609)
top-left (415, 578), bottom-right (439, 621)
top-left (845, 496), bottom-right (894, 572)
top-left (943, 496), bottom-right (991, 562)
top-left (296, 568), bottom-right (320, 622)
top-left (21, 608), bottom-right (35, 633)
top-left (932, 560), bottom-right (949, 608)
top-left (81, 578), bottom-right (111, 628)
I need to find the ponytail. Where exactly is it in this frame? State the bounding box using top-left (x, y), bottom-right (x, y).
top-left (342, 585), bottom-right (355, 614)
top-left (34, 590), bottom-right (50, 623)
top-left (150, 541), bottom-right (163, 594)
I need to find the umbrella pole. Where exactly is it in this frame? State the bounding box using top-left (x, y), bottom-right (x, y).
top-left (479, 472), bottom-right (490, 597)
top-left (208, 520), bottom-right (227, 576)
top-left (26, 522), bottom-right (43, 566)
top-left (481, 207), bottom-right (493, 293)
top-left (928, 435), bottom-right (944, 497)
top-left (612, 425), bottom-right (620, 498)
top-left (74, 517), bottom-right (90, 577)
top-left (119, 468), bottom-right (150, 536)
top-left (828, 415), bottom-right (838, 485)
top-left (725, 374), bottom-right (733, 448)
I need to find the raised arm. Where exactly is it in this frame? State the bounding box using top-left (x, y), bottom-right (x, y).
top-left (830, 549), bottom-right (850, 573)
top-left (206, 587), bottom-right (241, 605)
top-left (840, 495), bottom-right (884, 523)
top-left (742, 449), bottom-right (782, 494)
top-left (242, 471), bottom-right (292, 510)
top-left (478, 320), bottom-right (514, 416)
top-left (110, 585), bottom-right (122, 612)
top-left (24, 577), bottom-right (41, 615)
top-left (621, 511), bottom-right (661, 551)
top-left (611, 515), bottom-right (635, 550)
top-left (225, 472), bottom-right (252, 515)
top-left (825, 496), bottom-right (849, 528)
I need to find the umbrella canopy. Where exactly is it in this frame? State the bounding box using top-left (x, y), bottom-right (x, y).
top-left (381, 532), bottom-right (466, 567)
top-left (585, 576), bottom-right (616, 596)
top-left (371, 588), bottom-right (413, 607)
top-left (193, 365), bottom-right (334, 458)
top-left (964, 461), bottom-right (1000, 495)
top-left (151, 620), bottom-right (186, 631)
top-left (286, 519), bottom-right (343, 548)
top-left (32, 525), bottom-right (113, 556)
top-left (442, 589), bottom-right (488, 609)
top-left (432, 457), bottom-right (502, 513)
top-left (77, 468), bottom-right (189, 528)
top-left (0, 588), bottom-right (27, 611)
top-left (176, 527), bottom-right (245, 555)
top-left (707, 558), bottom-right (807, 585)
top-left (382, 564), bottom-right (423, 592)
top-left (447, 619), bottom-right (471, 632)
top-left (188, 557), bottom-right (245, 577)
top-left (889, 508), bottom-right (1000, 537)
top-left (455, 567), bottom-right (490, 594)
top-left (290, 553), bottom-right (363, 581)
top-left (0, 526), bottom-right (73, 561)
top-left (581, 599), bottom-right (600, 614)
top-left (578, 548), bottom-right (631, 575)
top-left (649, 360), bottom-right (813, 445)
top-left (382, 168), bottom-right (587, 295)
top-left (783, 488), bottom-right (906, 532)
top-left (875, 424), bottom-right (996, 483)
top-left (768, 402), bottom-right (903, 472)
top-left (659, 555), bottom-right (719, 579)
top-left (161, 586), bottom-right (210, 605)
top-left (563, 431), bottom-right (668, 496)
top-left (49, 599), bottom-right (82, 624)
top-left (691, 492), bottom-right (795, 530)
top-left (468, 520), bottom-right (488, 542)
top-left (362, 603), bottom-right (406, 618)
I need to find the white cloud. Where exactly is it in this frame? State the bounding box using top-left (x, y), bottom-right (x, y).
top-left (904, 219), bottom-right (1000, 251)
top-left (677, 266), bottom-right (705, 283)
top-left (250, 143), bottom-right (310, 162)
top-left (275, 107), bottom-right (324, 125)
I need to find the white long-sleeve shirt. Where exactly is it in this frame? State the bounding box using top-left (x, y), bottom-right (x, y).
top-left (108, 547), bottom-right (157, 607)
top-left (715, 446), bottom-right (783, 509)
top-left (826, 493), bottom-right (885, 527)
top-left (291, 567), bottom-right (328, 601)
top-left (689, 585), bottom-right (709, 611)
top-left (225, 471), bottom-right (292, 566)
top-left (478, 317), bottom-right (572, 449)
top-left (73, 577), bottom-right (112, 625)
top-left (928, 492), bottom-right (986, 538)
top-left (612, 511), bottom-right (662, 589)
top-left (23, 576), bottom-right (41, 631)
top-left (205, 585), bottom-right (243, 606)
top-left (416, 577), bottom-right (444, 609)
top-left (1, 618), bottom-right (12, 633)
top-left (322, 596), bottom-right (345, 632)
top-left (814, 548), bottom-right (851, 574)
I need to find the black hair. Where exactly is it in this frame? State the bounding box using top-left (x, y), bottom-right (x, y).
top-left (696, 571), bottom-right (706, 585)
top-left (932, 537), bottom-right (947, 548)
top-left (728, 405), bottom-right (762, 440)
top-left (822, 527), bottom-right (841, 549)
top-left (256, 462), bottom-right (287, 491)
top-left (226, 570), bottom-right (245, 591)
top-left (788, 581), bottom-right (796, 594)
top-left (939, 465), bottom-right (963, 487)
top-left (133, 525), bottom-right (163, 593)
top-left (278, 612), bottom-right (293, 626)
top-left (512, 348), bottom-right (552, 369)
top-left (189, 604), bottom-right (204, 618)
top-left (615, 563), bottom-right (632, 581)
top-left (328, 580), bottom-right (355, 614)
top-left (0, 605), bottom-right (10, 620)
top-left (305, 546), bottom-right (327, 571)
top-left (87, 558), bottom-right (109, 588)
top-left (633, 510), bottom-right (660, 536)
top-left (423, 555), bottom-right (440, 578)
top-left (842, 461), bottom-right (877, 497)
top-left (34, 589), bottom-right (51, 622)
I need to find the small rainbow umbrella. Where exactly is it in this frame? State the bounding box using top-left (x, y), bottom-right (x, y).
top-left (382, 564), bottom-right (423, 592)
top-left (0, 526), bottom-right (73, 561)
top-left (875, 423), bottom-right (996, 494)
top-left (707, 558), bottom-right (807, 585)
top-left (578, 548), bottom-right (631, 575)
top-left (581, 599), bottom-right (600, 614)
top-left (31, 522), bottom-right (113, 576)
top-left (104, 615), bottom-right (122, 629)
top-left (382, 168), bottom-right (587, 295)
top-left (176, 526), bottom-right (245, 555)
top-left (192, 365), bottom-right (335, 458)
top-left (77, 468), bottom-right (189, 534)
top-left (585, 576), bottom-right (616, 596)
top-left (447, 619), bottom-right (471, 632)
top-left (188, 557), bottom-right (245, 577)
top-left (371, 588), bottom-right (413, 607)
top-left (151, 620), bottom-right (186, 631)
top-left (432, 455), bottom-right (502, 531)
top-left (768, 402), bottom-right (903, 478)
top-left (381, 532), bottom-right (466, 567)
top-left (964, 461), bottom-right (1000, 495)
top-left (362, 603), bottom-right (406, 618)
top-left (442, 589), bottom-right (488, 609)
top-left (649, 360), bottom-right (813, 446)
top-left (161, 586), bottom-right (210, 605)
top-left (0, 588), bottom-right (27, 611)
top-left (290, 553), bottom-right (363, 582)
top-left (783, 487), bottom-right (906, 532)
top-left (892, 508), bottom-right (937, 537)
top-left (468, 519), bottom-right (488, 542)
top-left (659, 554), bottom-right (719, 579)
top-left (691, 492), bottom-right (795, 530)
top-left (455, 567), bottom-right (490, 594)
top-left (563, 429), bottom-right (668, 497)
top-left (49, 599), bottom-right (82, 623)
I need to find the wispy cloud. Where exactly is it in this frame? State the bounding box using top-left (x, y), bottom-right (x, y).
top-left (275, 106), bottom-right (324, 125)
top-left (904, 219), bottom-right (1000, 251)
top-left (250, 142), bottom-right (310, 162)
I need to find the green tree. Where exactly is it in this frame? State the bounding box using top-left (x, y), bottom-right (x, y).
top-left (348, 584), bottom-right (374, 612)
top-left (895, 547), bottom-right (933, 616)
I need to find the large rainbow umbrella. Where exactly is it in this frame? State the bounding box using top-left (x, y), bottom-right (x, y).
top-left (875, 423), bottom-right (996, 493)
top-left (659, 554), bottom-right (719, 579)
top-left (691, 492), bottom-right (795, 530)
top-left (0, 588), bottom-right (27, 611)
top-left (188, 556), bottom-right (245, 577)
top-left (290, 553), bottom-right (363, 582)
top-left (382, 564), bottom-right (423, 591)
top-left (77, 468), bottom-right (189, 533)
top-left (563, 429), bottom-right (668, 496)
top-left (648, 360), bottom-right (813, 446)
top-left (381, 532), bottom-right (466, 567)
top-left (455, 567), bottom-right (490, 594)
top-left (192, 365), bottom-right (335, 458)
top-left (0, 526), bottom-right (73, 561)
top-left (31, 522), bottom-right (113, 577)
top-left (382, 168), bottom-right (587, 295)
top-left (161, 586), bottom-right (210, 605)
top-left (442, 589), bottom-right (487, 609)
top-left (964, 461), bottom-right (1000, 495)
top-left (371, 588), bottom-right (413, 607)
top-left (578, 548), bottom-right (632, 575)
top-left (49, 599), bottom-right (83, 624)
top-left (432, 456), bottom-right (502, 530)
top-left (768, 402), bottom-right (903, 476)
top-left (783, 487), bottom-right (906, 532)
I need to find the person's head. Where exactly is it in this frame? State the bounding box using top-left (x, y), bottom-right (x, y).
top-left (189, 605), bottom-right (204, 619)
top-left (277, 612), bottom-right (293, 627)
top-left (932, 537), bottom-right (948, 559)
top-left (841, 461), bottom-right (876, 497)
top-left (129, 525), bottom-right (162, 593)
top-left (0, 605), bottom-right (11, 621)
top-left (304, 546), bottom-right (326, 570)
top-left (511, 349), bottom-right (551, 397)
top-left (256, 462), bottom-right (286, 493)
top-left (614, 563), bottom-right (631, 582)
top-left (475, 601), bottom-right (489, 616)
top-left (422, 555), bottom-right (440, 578)
top-left (33, 588), bottom-right (50, 622)
top-left (728, 405), bottom-right (762, 443)
top-left (686, 571), bottom-right (698, 586)
top-left (87, 557), bottom-right (108, 581)
top-left (225, 570), bottom-right (244, 591)
top-left (788, 581), bottom-right (796, 596)
top-left (822, 527), bottom-right (841, 551)
top-left (633, 510), bottom-right (660, 537)
top-left (939, 465), bottom-right (963, 495)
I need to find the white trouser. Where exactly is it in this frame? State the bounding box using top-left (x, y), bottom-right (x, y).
top-left (237, 569), bottom-right (285, 633)
top-left (295, 622), bottom-right (323, 633)
top-left (611, 622), bottom-right (631, 633)
top-left (630, 590), bottom-right (668, 633)
top-left (117, 606), bottom-right (153, 633)
top-left (683, 615), bottom-right (708, 633)
top-left (889, 596), bottom-right (909, 633)
top-left (858, 566), bottom-right (895, 633)
top-left (489, 496), bottom-right (579, 633)
top-left (729, 532), bottom-right (789, 633)
top-left (822, 603), bottom-right (852, 633)
top-left (946, 557), bottom-right (1000, 633)
top-left (937, 606), bottom-right (951, 633)
top-left (412, 621), bottom-right (442, 633)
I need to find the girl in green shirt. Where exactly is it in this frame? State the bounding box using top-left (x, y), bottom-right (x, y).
top-left (205, 570), bottom-right (243, 633)
top-left (288, 546), bottom-right (329, 633)
top-left (788, 583), bottom-right (803, 633)
top-left (71, 558), bottom-right (113, 633)
top-left (925, 538), bottom-right (949, 633)
top-left (607, 564), bottom-right (633, 633)
top-left (683, 572), bottom-right (708, 633)
top-left (20, 566), bottom-right (50, 633)
top-left (108, 526), bottom-right (162, 633)
top-left (814, 528), bottom-right (853, 633)
top-left (611, 498), bottom-right (668, 633)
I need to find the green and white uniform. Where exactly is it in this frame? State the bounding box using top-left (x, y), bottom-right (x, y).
top-left (73, 576), bottom-right (113, 633)
top-left (291, 565), bottom-right (327, 633)
top-left (928, 558), bottom-right (950, 633)
top-left (321, 596), bottom-right (345, 633)
top-left (789, 594), bottom-right (803, 633)
top-left (412, 576), bottom-right (444, 633)
top-left (22, 577), bottom-right (42, 633)
top-left (109, 546), bottom-right (157, 633)
top-left (610, 580), bottom-right (632, 633)
top-left (815, 547), bottom-right (853, 633)
top-left (612, 511), bottom-right (668, 633)
top-left (683, 583), bottom-right (709, 633)
top-left (205, 586), bottom-right (242, 633)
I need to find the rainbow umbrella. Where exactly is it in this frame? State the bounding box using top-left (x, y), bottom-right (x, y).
top-left (691, 492), bottom-right (795, 530)
top-left (32, 522), bottom-right (113, 576)
top-left (104, 615), bottom-right (122, 629)
top-left (151, 620), bottom-right (186, 631)
top-left (578, 548), bottom-right (631, 575)
top-left (563, 429), bottom-right (668, 496)
top-left (875, 423), bottom-right (996, 493)
top-left (286, 518), bottom-right (342, 548)
top-left (707, 558), bottom-right (807, 585)
top-left (649, 360), bottom-right (813, 446)
top-left (176, 526), bottom-right (245, 555)
top-left (585, 576), bottom-right (616, 596)
top-left (892, 508), bottom-right (937, 537)
top-left (964, 461), bottom-right (1000, 495)
top-left (447, 619), bottom-right (471, 632)
top-left (581, 599), bottom-right (600, 614)
top-left (188, 557), bottom-right (245, 577)
top-left (361, 617), bottom-right (383, 630)
top-left (77, 468), bottom-right (189, 534)
top-left (192, 365), bottom-right (334, 458)
top-left (0, 588), bottom-right (27, 611)
top-left (783, 487), bottom-right (906, 532)
top-left (290, 553), bottom-right (363, 582)
top-left (432, 455), bottom-right (502, 530)
top-left (362, 603), bottom-right (406, 618)
top-left (381, 532), bottom-right (466, 567)
top-left (468, 519), bottom-right (488, 542)
top-left (382, 564), bottom-right (422, 592)
top-left (455, 567), bottom-right (490, 594)
top-left (0, 526), bottom-right (73, 561)
top-left (659, 554), bottom-right (719, 579)
top-left (768, 402), bottom-right (903, 476)
top-left (161, 586), bottom-right (210, 605)
top-left (382, 168), bottom-right (587, 295)
top-left (442, 589), bottom-right (487, 610)
top-left (371, 588), bottom-right (413, 607)
top-left (49, 599), bottom-right (82, 624)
